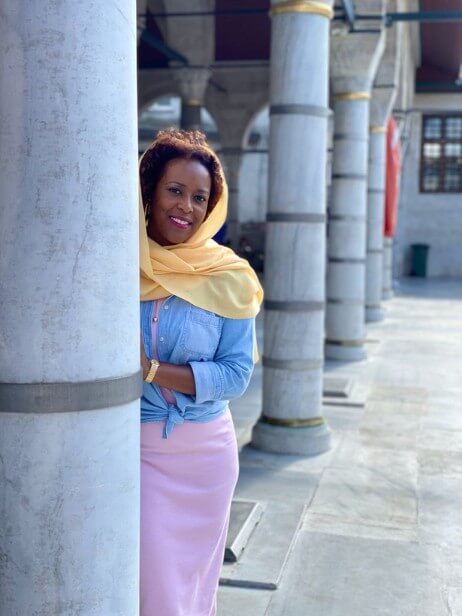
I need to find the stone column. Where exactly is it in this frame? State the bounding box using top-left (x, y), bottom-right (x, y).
top-left (252, 0), bottom-right (334, 456)
top-left (0, 2), bottom-right (140, 614)
top-left (383, 237), bottom-right (394, 299)
top-left (326, 23), bottom-right (385, 361)
top-left (365, 124), bottom-right (387, 321)
top-left (326, 91), bottom-right (370, 360)
top-left (173, 66), bottom-right (211, 131)
top-left (367, 15), bottom-right (401, 316)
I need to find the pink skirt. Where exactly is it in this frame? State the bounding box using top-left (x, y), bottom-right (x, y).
top-left (140, 409), bottom-right (239, 616)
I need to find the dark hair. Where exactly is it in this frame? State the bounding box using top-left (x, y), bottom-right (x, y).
top-left (140, 128), bottom-right (224, 221)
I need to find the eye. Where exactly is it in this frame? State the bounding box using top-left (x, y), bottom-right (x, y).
top-left (168, 187), bottom-right (181, 195)
top-left (195, 195), bottom-right (207, 204)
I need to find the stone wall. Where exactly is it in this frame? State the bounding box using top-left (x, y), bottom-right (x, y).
top-left (394, 94), bottom-right (462, 278)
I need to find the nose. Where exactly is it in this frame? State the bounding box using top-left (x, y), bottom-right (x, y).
top-left (178, 195), bottom-right (193, 213)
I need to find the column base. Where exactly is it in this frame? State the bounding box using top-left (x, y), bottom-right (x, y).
top-left (251, 420), bottom-right (331, 456)
top-left (325, 342), bottom-right (367, 362)
top-left (365, 305), bottom-right (385, 322)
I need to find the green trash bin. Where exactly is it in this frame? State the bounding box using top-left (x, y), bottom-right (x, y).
top-left (411, 243), bottom-right (429, 277)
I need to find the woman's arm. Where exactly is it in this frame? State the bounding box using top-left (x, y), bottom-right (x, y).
top-left (188, 317), bottom-right (255, 403)
top-left (140, 336), bottom-right (196, 395)
top-left (140, 315), bottom-right (255, 400)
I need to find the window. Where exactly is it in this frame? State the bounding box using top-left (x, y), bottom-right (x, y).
top-left (420, 114), bottom-right (462, 193)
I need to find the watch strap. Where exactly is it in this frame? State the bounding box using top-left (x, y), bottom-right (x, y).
top-left (144, 359), bottom-right (160, 383)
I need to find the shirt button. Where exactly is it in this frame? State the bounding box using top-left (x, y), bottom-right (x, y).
top-left (160, 337), bottom-right (165, 342)
top-left (164, 305), bottom-right (169, 310)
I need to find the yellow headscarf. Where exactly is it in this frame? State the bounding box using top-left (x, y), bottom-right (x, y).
top-left (139, 144), bottom-right (264, 321)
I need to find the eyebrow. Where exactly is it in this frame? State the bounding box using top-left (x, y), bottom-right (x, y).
top-left (167, 181), bottom-right (210, 195)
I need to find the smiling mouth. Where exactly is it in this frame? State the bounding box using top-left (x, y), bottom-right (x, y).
top-left (169, 216), bottom-right (192, 229)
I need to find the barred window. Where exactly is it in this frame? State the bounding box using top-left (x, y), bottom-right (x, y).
top-left (420, 115), bottom-right (462, 193)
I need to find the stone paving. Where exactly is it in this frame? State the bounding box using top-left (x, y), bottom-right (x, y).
top-left (219, 278), bottom-right (462, 615)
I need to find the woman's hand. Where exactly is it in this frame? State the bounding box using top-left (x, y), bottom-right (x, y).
top-left (140, 334), bottom-right (150, 380)
top-left (140, 333), bottom-right (196, 395)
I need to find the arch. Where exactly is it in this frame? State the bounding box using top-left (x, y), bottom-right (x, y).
top-left (137, 70), bottom-right (179, 113)
top-left (242, 103), bottom-right (269, 151)
top-left (239, 104), bottom-right (269, 226)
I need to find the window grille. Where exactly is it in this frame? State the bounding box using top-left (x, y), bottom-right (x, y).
top-left (420, 114), bottom-right (462, 193)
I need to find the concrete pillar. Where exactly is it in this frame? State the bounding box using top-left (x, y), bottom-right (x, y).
top-left (383, 237), bottom-right (394, 299)
top-left (251, 0), bottom-right (334, 456)
top-left (326, 22), bottom-right (385, 361)
top-left (0, 2), bottom-right (140, 614)
top-left (173, 66), bottom-right (211, 131)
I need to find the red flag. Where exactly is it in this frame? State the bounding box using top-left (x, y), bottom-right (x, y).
top-left (384, 116), bottom-right (401, 238)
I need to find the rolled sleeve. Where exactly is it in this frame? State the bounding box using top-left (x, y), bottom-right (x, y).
top-left (189, 317), bottom-right (255, 404)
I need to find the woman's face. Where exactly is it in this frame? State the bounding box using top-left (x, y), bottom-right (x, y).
top-left (147, 158), bottom-right (212, 246)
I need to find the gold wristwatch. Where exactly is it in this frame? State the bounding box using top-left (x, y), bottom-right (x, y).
top-left (144, 359), bottom-right (160, 383)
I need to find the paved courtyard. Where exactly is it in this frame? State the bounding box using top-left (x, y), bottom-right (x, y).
top-left (219, 278), bottom-right (462, 615)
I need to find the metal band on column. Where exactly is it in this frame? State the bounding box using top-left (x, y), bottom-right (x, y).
top-left (270, 104), bottom-right (331, 118)
top-left (261, 415), bottom-right (325, 427)
top-left (270, 1), bottom-right (333, 18)
top-left (370, 125), bottom-right (387, 133)
top-left (0, 371), bottom-right (142, 413)
top-left (267, 212), bottom-right (325, 223)
top-left (333, 91), bottom-right (371, 101)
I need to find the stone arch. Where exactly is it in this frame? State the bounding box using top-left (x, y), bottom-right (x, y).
top-left (137, 73), bottom-right (179, 113)
top-left (242, 102), bottom-right (269, 150)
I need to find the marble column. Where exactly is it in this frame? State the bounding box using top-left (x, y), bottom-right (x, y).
top-left (383, 237), bottom-right (394, 299)
top-left (326, 25), bottom-right (385, 361)
top-left (365, 125), bottom-right (387, 321)
top-left (368, 14), bottom-right (401, 312)
top-left (252, 0), bottom-right (333, 456)
top-left (0, 2), bottom-right (140, 613)
top-left (325, 91), bottom-right (371, 360)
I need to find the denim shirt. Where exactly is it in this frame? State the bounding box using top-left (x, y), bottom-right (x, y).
top-left (140, 296), bottom-right (255, 437)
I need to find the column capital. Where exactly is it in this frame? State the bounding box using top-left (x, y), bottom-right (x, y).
top-left (171, 65), bottom-right (211, 105)
top-left (370, 85), bottom-right (396, 127)
top-left (330, 29), bottom-right (386, 94)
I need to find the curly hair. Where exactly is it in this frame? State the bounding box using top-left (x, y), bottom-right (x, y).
top-left (140, 128), bottom-right (224, 222)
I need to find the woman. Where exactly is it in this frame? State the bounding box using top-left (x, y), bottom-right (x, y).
top-left (139, 128), bottom-right (263, 616)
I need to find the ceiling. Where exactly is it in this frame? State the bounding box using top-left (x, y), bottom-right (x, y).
top-left (416, 0), bottom-right (462, 86)
top-left (138, 1), bottom-right (462, 90)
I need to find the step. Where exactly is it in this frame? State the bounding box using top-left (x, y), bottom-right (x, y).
top-left (225, 500), bottom-right (264, 563)
top-left (220, 501), bottom-right (305, 590)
